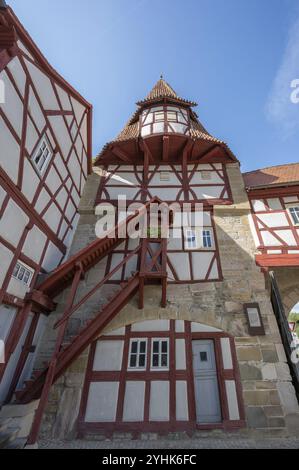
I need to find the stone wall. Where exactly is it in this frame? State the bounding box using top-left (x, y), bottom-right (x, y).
top-left (38, 165), bottom-right (299, 439)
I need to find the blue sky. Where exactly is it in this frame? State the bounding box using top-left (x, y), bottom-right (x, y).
top-left (9, 0), bottom-right (299, 172)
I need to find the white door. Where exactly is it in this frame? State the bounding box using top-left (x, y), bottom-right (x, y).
top-left (192, 340), bottom-right (221, 423)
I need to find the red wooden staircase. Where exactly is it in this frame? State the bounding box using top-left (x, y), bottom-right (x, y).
top-left (16, 274), bottom-right (139, 404)
top-left (12, 198), bottom-right (168, 445)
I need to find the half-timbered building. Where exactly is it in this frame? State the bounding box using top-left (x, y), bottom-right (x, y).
top-left (0, 2), bottom-right (298, 448)
top-left (0, 2), bottom-right (92, 412)
top-left (0, 75), bottom-right (295, 447)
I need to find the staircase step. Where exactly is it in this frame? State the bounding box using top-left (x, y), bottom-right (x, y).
top-left (0, 428), bottom-right (19, 449)
top-left (0, 418), bottom-right (12, 434)
top-left (5, 438), bottom-right (26, 449)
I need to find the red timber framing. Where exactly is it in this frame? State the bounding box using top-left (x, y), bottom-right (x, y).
top-left (11, 201), bottom-right (169, 444)
top-left (95, 162), bottom-right (233, 207)
top-left (0, 4), bottom-right (92, 394)
top-left (77, 321), bottom-right (245, 437)
top-left (248, 186), bottom-right (299, 268)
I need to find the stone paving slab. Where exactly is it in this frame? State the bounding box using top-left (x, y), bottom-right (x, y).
top-left (39, 438), bottom-right (299, 449)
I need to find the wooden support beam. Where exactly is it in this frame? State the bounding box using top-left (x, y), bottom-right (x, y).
top-left (162, 136), bottom-right (170, 162)
top-left (111, 147), bottom-right (131, 163)
top-left (27, 264), bottom-right (83, 445)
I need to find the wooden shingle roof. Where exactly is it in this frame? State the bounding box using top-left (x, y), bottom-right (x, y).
top-left (136, 78), bottom-right (198, 107)
top-left (95, 78), bottom-right (237, 162)
top-left (243, 163), bottom-right (299, 189)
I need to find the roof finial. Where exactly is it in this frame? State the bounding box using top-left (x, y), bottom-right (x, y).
top-left (160, 73), bottom-right (163, 80)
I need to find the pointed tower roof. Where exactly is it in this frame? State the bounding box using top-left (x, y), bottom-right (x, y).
top-left (95, 77), bottom-right (237, 164)
top-left (136, 77), bottom-right (197, 107)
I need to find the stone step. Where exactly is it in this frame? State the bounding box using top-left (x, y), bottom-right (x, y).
top-left (5, 438), bottom-right (26, 449)
top-left (0, 428), bottom-right (19, 449)
top-left (0, 418), bottom-right (12, 434)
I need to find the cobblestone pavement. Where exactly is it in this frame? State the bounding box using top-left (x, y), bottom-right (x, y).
top-left (39, 438), bottom-right (299, 449)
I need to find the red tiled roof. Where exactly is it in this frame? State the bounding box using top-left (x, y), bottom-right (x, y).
top-left (243, 163), bottom-right (299, 189)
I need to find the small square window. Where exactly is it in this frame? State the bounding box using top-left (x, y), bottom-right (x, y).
top-left (32, 135), bottom-right (53, 175)
top-left (200, 352), bottom-right (208, 362)
top-left (128, 339), bottom-right (147, 370)
top-left (160, 172), bottom-right (170, 182)
top-left (151, 339), bottom-right (169, 369)
top-left (12, 261), bottom-right (33, 287)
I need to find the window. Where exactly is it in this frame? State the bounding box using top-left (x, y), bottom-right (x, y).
top-left (288, 206), bottom-right (299, 226)
top-left (32, 135), bottom-right (53, 174)
top-left (12, 261), bottom-right (34, 286)
top-left (185, 229), bottom-right (197, 249)
top-left (201, 171), bottom-right (212, 180)
top-left (151, 339), bottom-right (169, 369)
top-left (160, 171), bottom-right (170, 182)
top-left (154, 111), bottom-right (164, 122)
top-left (202, 230), bottom-right (213, 248)
top-left (167, 111), bottom-right (177, 122)
top-left (128, 339), bottom-right (147, 369)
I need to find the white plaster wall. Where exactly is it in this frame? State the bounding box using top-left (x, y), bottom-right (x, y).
top-left (55, 84), bottom-right (72, 112)
top-left (0, 70), bottom-right (23, 138)
top-left (252, 200), bottom-right (266, 212)
top-left (0, 115), bottom-right (20, 184)
top-left (22, 225), bottom-right (47, 264)
top-left (131, 320), bottom-right (170, 332)
top-left (192, 186), bottom-right (223, 200)
top-left (0, 200), bottom-right (29, 248)
top-left (7, 57), bottom-right (26, 96)
top-left (176, 381), bottom-right (189, 421)
top-left (258, 213), bottom-right (289, 228)
top-left (149, 381), bottom-right (170, 421)
top-left (85, 382), bottom-right (119, 422)
top-left (122, 381), bottom-right (145, 422)
top-left (93, 340), bottom-right (124, 371)
top-left (43, 203), bottom-right (61, 233)
top-left (42, 242), bottom-right (63, 273)
top-left (176, 339), bottom-right (186, 370)
top-left (0, 245), bottom-right (14, 287)
top-left (21, 159), bottom-right (40, 203)
top-left (28, 86), bottom-right (46, 132)
top-left (24, 59), bottom-right (59, 110)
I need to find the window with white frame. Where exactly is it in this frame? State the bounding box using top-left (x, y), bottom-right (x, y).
top-left (151, 339), bottom-right (169, 369)
top-left (185, 228), bottom-right (214, 250)
top-left (288, 206), bottom-right (299, 226)
top-left (202, 229), bottom-right (213, 248)
top-left (128, 339), bottom-right (147, 369)
top-left (12, 261), bottom-right (34, 286)
top-left (32, 134), bottom-right (53, 174)
top-left (185, 229), bottom-right (197, 250)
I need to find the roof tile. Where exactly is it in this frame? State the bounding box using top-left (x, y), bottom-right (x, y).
top-left (243, 163), bottom-right (299, 188)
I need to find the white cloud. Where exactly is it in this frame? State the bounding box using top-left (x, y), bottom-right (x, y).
top-left (266, 15), bottom-right (299, 137)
